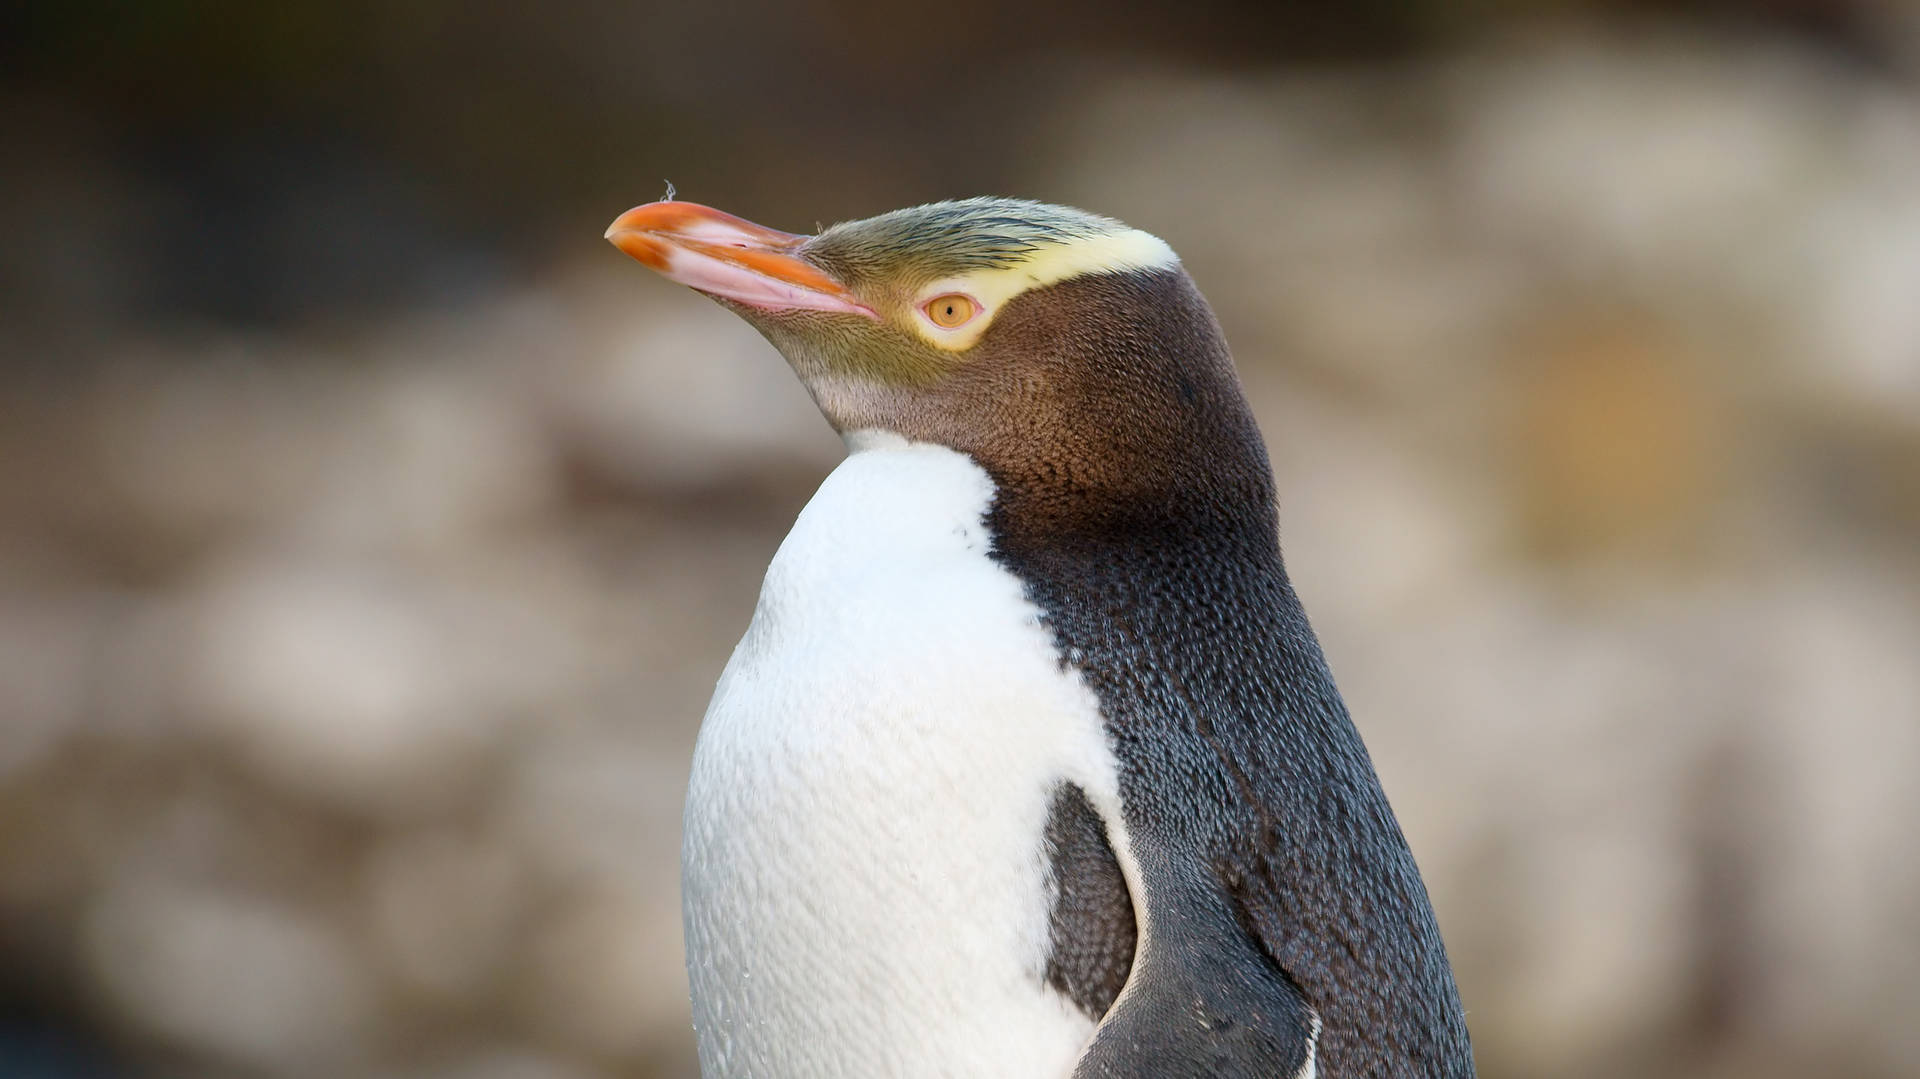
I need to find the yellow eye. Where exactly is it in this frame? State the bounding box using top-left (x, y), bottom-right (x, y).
top-left (923, 294), bottom-right (978, 329)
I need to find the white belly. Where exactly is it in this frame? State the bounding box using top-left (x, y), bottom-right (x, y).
top-left (682, 435), bottom-right (1123, 1079)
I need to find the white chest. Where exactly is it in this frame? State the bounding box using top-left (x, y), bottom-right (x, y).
top-left (681, 437), bottom-right (1123, 1079)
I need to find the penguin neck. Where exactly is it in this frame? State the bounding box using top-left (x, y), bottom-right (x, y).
top-left (982, 444), bottom-right (1324, 721)
top-left (978, 285), bottom-right (1279, 552)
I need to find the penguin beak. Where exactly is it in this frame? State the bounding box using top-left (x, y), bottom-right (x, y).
top-left (605, 201), bottom-right (876, 318)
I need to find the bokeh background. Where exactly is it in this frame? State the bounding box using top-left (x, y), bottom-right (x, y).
top-left (5, 1), bottom-right (1919, 1077)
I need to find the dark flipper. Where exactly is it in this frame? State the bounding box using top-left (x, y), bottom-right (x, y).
top-left (1044, 783), bottom-right (1316, 1078)
top-left (1043, 783), bottom-right (1136, 1020)
top-left (1072, 849), bottom-right (1315, 1079)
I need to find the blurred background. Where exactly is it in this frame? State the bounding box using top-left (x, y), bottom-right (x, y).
top-left (4, 1), bottom-right (1919, 1077)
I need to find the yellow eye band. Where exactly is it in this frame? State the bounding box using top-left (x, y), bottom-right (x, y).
top-left (910, 228), bottom-right (1179, 351)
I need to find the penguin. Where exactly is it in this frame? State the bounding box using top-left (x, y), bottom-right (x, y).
top-left (606, 197), bottom-right (1475, 1079)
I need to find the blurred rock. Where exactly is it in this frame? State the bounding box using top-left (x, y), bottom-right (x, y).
top-left (516, 888), bottom-right (691, 1066)
top-left (1504, 313), bottom-right (1729, 562)
top-left (1790, 93), bottom-right (1920, 420)
top-left (0, 589), bottom-right (100, 781)
top-left (287, 360), bottom-right (560, 556)
top-left (177, 556), bottom-right (541, 817)
top-left (1447, 32), bottom-right (1833, 283)
top-left (1749, 566), bottom-right (1920, 1069)
top-left (550, 292), bottom-right (843, 492)
top-left (379, 1046), bottom-right (604, 1079)
top-left (500, 723), bottom-right (688, 888)
top-left (364, 829), bottom-right (526, 1001)
top-left (83, 878), bottom-right (380, 1069)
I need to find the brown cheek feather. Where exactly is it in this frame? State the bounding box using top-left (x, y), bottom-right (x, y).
top-left (872, 269), bottom-right (1277, 546)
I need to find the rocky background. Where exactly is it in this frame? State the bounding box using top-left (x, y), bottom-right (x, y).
top-left (3, 3), bottom-right (1918, 1077)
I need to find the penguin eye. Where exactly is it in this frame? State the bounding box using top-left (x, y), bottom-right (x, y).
top-left (922, 294), bottom-right (979, 329)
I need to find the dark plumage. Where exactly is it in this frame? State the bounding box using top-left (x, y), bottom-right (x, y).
top-left (967, 268), bottom-right (1473, 1077)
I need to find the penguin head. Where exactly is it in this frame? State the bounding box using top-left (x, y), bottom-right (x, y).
top-left (607, 197), bottom-right (1270, 524)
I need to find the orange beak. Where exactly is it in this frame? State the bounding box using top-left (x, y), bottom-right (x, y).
top-left (604, 201), bottom-right (875, 318)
